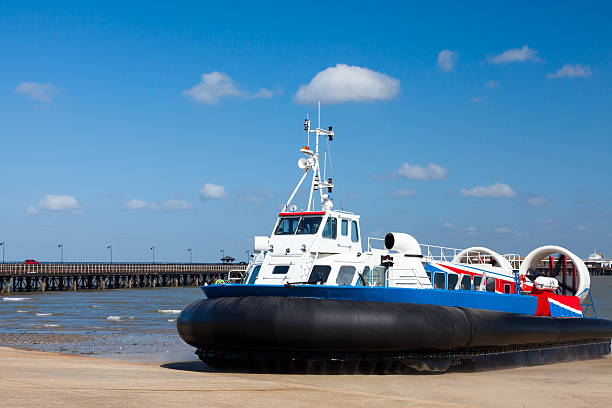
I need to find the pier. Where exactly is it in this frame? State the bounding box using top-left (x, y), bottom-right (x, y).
top-left (0, 263), bottom-right (246, 294)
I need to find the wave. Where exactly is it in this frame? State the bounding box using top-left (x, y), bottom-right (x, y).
top-left (3, 297), bottom-right (29, 302)
top-left (35, 313), bottom-right (52, 316)
top-left (16, 310), bottom-right (27, 313)
top-left (91, 305), bottom-right (103, 308)
top-left (106, 316), bottom-right (122, 321)
top-left (167, 318), bottom-right (177, 322)
top-left (157, 309), bottom-right (181, 314)
top-left (44, 324), bottom-right (60, 327)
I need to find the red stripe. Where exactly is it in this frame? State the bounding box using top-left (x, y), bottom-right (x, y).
top-left (531, 293), bottom-right (581, 316)
top-left (278, 211), bottom-right (326, 216)
top-left (439, 264), bottom-right (480, 277)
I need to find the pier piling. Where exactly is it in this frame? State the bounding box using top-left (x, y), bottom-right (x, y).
top-left (0, 263), bottom-right (245, 293)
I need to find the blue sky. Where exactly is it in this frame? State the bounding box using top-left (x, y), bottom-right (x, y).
top-left (1, 1), bottom-right (611, 262)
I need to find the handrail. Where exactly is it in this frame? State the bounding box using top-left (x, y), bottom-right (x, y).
top-left (367, 239), bottom-right (504, 266)
top-left (367, 237), bottom-right (385, 252)
top-left (0, 263), bottom-right (247, 276)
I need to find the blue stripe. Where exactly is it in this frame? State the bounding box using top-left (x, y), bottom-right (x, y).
top-left (549, 301), bottom-right (582, 318)
top-left (201, 284), bottom-right (539, 315)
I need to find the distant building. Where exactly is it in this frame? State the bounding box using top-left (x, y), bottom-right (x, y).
top-left (220, 256), bottom-right (235, 264)
top-left (584, 250), bottom-right (612, 273)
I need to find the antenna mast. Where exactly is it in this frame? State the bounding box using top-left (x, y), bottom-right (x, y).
top-left (283, 103), bottom-right (335, 212)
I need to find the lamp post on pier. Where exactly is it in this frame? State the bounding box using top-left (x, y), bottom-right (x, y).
top-left (0, 242), bottom-right (5, 264)
top-left (150, 247), bottom-right (155, 264)
top-left (187, 248), bottom-right (192, 264)
top-left (245, 249), bottom-right (249, 263)
top-left (107, 245), bottom-right (113, 264)
top-left (58, 243), bottom-right (63, 264)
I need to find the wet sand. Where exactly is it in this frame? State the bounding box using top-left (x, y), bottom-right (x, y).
top-left (1, 346), bottom-right (611, 407)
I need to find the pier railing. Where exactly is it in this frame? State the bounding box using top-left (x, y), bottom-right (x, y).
top-left (0, 263), bottom-right (243, 276)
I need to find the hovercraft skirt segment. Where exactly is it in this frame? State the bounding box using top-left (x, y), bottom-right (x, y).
top-left (196, 340), bottom-right (611, 374)
top-left (177, 296), bottom-right (612, 373)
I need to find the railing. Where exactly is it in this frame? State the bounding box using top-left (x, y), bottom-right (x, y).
top-left (368, 239), bottom-right (498, 265)
top-left (0, 263), bottom-right (246, 276)
top-left (420, 244), bottom-right (463, 262)
top-left (227, 269), bottom-right (246, 283)
top-left (367, 237), bottom-right (385, 252)
top-left (420, 244), bottom-right (496, 265)
top-left (503, 253), bottom-right (523, 270)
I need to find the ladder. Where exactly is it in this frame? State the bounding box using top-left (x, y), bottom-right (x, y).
top-left (580, 288), bottom-right (598, 318)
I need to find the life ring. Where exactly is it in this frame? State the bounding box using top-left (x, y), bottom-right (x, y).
top-left (214, 279), bottom-right (226, 285)
top-left (519, 274), bottom-right (529, 291)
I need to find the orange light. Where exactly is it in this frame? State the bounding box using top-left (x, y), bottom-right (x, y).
top-left (301, 146), bottom-right (310, 150)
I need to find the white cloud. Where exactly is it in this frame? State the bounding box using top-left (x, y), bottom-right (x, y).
top-left (547, 64), bottom-right (592, 79)
top-left (249, 88), bottom-right (274, 99)
top-left (123, 199), bottom-right (149, 210)
top-left (200, 182), bottom-right (228, 200)
top-left (294, 64), bottom-right (400, 104)
top-left (27, 194), bottom-right (81, 214)
top-left (182, 71), bottom-right (273, 104)
top-left (485, 80), bottom-right (500, 90)
top-left (487, 45), bottom-right (541, 64)
top-left (443, 221), bottom-right (455, 228)
top-left (123, 199), bottom-right (194, 211)
top-left (392, 189), bottom-right (416, 198)
top-left (462, 226), bottom-right (478, 235)
top-left (460, 182), bottom-right (516, 198)
top-left (14, 82), bottom-right (62, 102)
top-left (495, 227), bottom-right (521, 235)
top-left (577, 225), bottom-right (589, 232)
top-left (437, 50), bottom-right (458, 72)
top-left (471, 96), bottom-right (486, 103)
top-left (527, 197), bottom-right (550, 206)
top-left (397, 163), bottom-right (447, 180)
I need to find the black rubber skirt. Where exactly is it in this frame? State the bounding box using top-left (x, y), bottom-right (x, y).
top-left (177, 296), bottom-right (612, 373)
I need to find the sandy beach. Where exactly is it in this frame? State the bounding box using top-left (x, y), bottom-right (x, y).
top-left (0, 346), bottom-right (610, 408)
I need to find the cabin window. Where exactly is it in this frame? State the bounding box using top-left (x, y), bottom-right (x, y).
top-left (336, 266), bottom-right (356, 285)
top-left (433, 272), bottom-right (445, 289)
top-left (371, 266), bottom-right (386, 287)
top-left (272, 265), bottom-right (290, 274)
top-left (486, 277), bottom-right (496, 292)
top-left (460, 275), bottom-right (472, 290)
top-left (473, 276), bottom-right (482, 290)
top-left (275, 217), bottom-right (300, 235)
top-left (447, 273), bottom-right (459, 290)
top-left (341, 219), bottom-right (348, 236)
top-left (351, 221), bottom-right (359, 242)
top-left (307, 265), bottom-right (332, 284)
top-left (247, 265), bottom-right (261, 284)
top-left (358, 266), bottom-right (370, 286)
top-left (504, 283), bottom-right (511, 294)
top-left (322, 217), bottom-right (337, 239)
top-left (296, 216), bottom-right (323, 235)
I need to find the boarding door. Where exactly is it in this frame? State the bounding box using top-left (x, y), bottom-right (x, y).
top-left (338, 218), bottom-right (351, 249)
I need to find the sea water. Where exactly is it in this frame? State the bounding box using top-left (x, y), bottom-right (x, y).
top-left (1, 277), bottom-right (612, 362)
top-left (0, 286), bottom-right (202, 361)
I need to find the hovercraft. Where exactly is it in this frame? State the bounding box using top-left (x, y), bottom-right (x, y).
top-left (178, 114), bottom-right (612, 373)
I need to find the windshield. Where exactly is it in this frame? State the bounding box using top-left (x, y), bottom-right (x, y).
top-left (275, 216), bottom-right (323, 235)
top-left (275, 217), bottom-right (300, 235)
